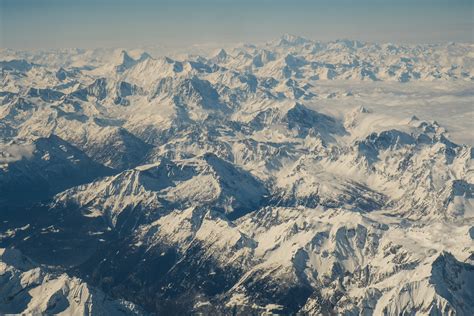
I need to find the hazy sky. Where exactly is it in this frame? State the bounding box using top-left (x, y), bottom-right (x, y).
top-left (1, 0), bottom-right (473, 49)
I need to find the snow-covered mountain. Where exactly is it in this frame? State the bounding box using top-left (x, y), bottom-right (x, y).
top-left (0, 248), bottom-right (144, 315)
top-left (1, 36), bottom-right (473, 315)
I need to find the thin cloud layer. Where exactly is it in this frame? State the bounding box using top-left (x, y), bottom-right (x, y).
top-left (0, 144), bottom-right (35, 163)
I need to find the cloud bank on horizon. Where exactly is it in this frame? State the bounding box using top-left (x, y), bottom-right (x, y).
top-left (0, 0), bottom-right (473, 49)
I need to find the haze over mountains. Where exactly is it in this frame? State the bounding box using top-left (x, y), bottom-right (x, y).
top-left (0, 35), bottom-right (473, 315)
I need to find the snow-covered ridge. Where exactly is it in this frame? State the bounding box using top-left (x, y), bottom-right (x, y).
top-left (2, 36), bottom-right (472, 86)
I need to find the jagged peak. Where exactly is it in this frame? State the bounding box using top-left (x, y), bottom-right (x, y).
top-left (212, 48), bottom-right (229, 61)
top-left (137, 51), bottom-right (152, 62)
top-left (278, 34), bottom-right (311, 46)
top-left (118, 50), bottom-right (134, 63)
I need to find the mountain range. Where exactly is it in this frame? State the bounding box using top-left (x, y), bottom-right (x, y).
top-left (1, 35), bottom-right (473, 315)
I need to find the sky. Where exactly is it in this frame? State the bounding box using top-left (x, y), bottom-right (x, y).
top-left (1, 0), bottom-right (473, 49)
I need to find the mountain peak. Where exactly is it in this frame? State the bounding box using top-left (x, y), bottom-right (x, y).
top-left (113, 50), bottom-right (138, 73)
top-left (138, 51), bottom-right (152, 62)
top-left (117, 50), bottom-right (134, 64)
top-left (211, 48), bottom-right (229, 63)
top-left (277, 34), bottom-right (311, 46)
